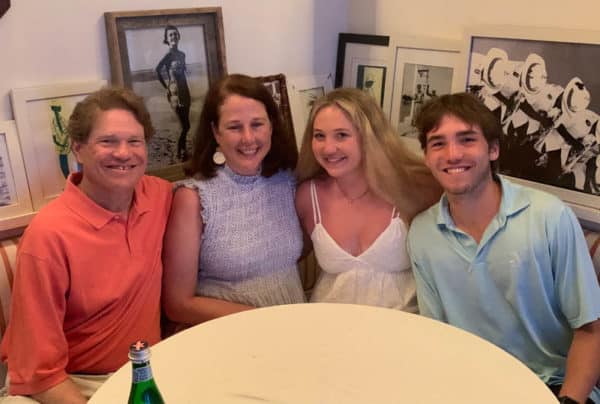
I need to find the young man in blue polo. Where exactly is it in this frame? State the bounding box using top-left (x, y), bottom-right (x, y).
top-left (407, 92), bottom-right (600, 404)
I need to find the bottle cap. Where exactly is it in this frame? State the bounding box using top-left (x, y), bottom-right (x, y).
top-left (129, 340), bottom-right (151, 362)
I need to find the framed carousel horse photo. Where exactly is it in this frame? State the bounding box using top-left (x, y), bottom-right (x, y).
top-left (459, 25), bottom-right (600, 223)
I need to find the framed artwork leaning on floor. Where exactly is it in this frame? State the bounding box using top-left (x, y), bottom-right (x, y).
top-left (288, 74), bottom-right (333, 148)
top-left (0, 121), bottom-right (33, 230)
top-left (335, 33), bottom-right (391, 112)
top-left (11, 80), bottom-right (106, 211)
top-left (387, 35), bottom-right (460, 148)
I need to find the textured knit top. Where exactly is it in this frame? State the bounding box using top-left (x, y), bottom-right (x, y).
top-left (309, 181), bottom-right (417, 311)
top-left (180, 166), bottom-right (305, 306)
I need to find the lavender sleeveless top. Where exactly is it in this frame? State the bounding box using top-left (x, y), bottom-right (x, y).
top-left (180, 166), bottom-right (305, 306)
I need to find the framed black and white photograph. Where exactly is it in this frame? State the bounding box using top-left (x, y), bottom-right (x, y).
top-left (334, 33), bottom-right (392, 113)
top-left (387, 35), bottom-right (461, 153)
top-left (256, 74), bottom-right (295, 146)
top-left (459, 26), bottom-right (600, 222)
top-left (105, 7), bottom-right (227, 181)
top-left (11, 80), bottom-right (106, 211)
top-left (356, 64), bottom-right (386, 107)
top-left (288, 74), bottom-right (333, 147)
top-left (0, 121), bottom-right (34, 230)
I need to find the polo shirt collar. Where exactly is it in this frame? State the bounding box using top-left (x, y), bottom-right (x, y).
top-left (495, 175), bottom-right (530, 221)
top-left (435, 175), bottom-right (530, 230)
top-left (436, 196), bottom-right (453, 228)
top-left (63, 173), bottom-right (151, 229)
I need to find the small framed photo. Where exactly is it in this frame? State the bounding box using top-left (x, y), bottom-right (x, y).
top-left (288, 74), bottom-right (333, 147)
top-left (387, 35), bottom-right (461, 154)
top-left (458, 26), bottom-right (600, 223)
top-left (356, 65), bottom-right (386, 107)
top-left (256, 74), bottom-right (296, 147)
top-left (105, 7), bottom-right (227, 182)
top-left (11, 80), bottom-right (107, 211)
top-left (334, 33), bottom-right (391, 112)
top-left (0, 121), bottom-right (34, 230)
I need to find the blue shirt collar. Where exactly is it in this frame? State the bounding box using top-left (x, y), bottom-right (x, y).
top-left (435, 175), bottom-right (530, 230)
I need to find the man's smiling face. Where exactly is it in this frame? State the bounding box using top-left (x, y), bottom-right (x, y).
top-left (424, 114), bottom-right (499, 198)
top-left (72, 108), bottom-right (147, 203)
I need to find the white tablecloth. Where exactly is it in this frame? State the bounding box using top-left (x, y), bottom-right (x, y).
top-left (90, 303), bottom-right (557, 403)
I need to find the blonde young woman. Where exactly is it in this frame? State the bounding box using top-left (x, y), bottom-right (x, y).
top-left (295, 88), bottom-right (441, 310)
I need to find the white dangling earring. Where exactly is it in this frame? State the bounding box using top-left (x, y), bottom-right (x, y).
top-left (212, 148), bottom-right (226, 165)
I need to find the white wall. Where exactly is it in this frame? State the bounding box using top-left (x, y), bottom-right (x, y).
top-left (0, 0), bottom-right (348, 121)
top-left (347, 0), bottom-right (600, 38)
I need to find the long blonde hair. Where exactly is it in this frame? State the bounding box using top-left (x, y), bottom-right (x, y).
top-left (296, 88), bottom-right (441, 223)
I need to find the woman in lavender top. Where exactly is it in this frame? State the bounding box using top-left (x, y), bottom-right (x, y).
top-left (163, 74), bottom-right (305, 327)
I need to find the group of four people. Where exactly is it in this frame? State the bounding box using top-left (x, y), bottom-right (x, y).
top-left (1, 73), bottom-right (599, 404)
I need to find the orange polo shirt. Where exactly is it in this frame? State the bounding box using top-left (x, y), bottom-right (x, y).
top-left (0, 173), bottom-right (172, 395)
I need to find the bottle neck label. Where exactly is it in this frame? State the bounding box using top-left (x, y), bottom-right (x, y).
top-left (132, 364), bottom-right (153, 383)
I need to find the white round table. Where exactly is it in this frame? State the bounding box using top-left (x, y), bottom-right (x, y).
top-left (90, 303), bottom-right (557, 403)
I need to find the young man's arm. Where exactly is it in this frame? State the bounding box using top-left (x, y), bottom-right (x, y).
top-left (411, 260), bottom-right (446, 321)
top-left (551, 206), bottom-right (600, 402)
top-left (559, 319), bottom-right (600, 403)
top-left (407, 227), bottom-right (446, 321)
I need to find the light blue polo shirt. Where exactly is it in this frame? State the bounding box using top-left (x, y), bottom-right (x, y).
top-left (407, 176), bottom-right (600, 401)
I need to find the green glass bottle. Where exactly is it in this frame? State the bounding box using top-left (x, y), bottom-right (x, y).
top-left (127, 340), bottom-right (165, 404)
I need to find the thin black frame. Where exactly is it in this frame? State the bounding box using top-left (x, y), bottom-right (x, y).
top-left (334, 33), bottom-right (390, 88)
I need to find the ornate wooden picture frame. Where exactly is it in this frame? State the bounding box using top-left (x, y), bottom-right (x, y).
top-left (256, 73), bottom-right (296, 149)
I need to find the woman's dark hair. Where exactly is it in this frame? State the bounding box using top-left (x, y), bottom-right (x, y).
top-left (163, 25), bottom-right (180, 45)
top-left (185, 74), bottom-right (298, 178)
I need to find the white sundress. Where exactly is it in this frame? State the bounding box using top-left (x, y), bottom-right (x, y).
top-left (308, 181), bottom-right (418, 312)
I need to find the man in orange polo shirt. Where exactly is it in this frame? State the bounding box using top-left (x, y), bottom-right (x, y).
top-left (1, 87), bottom-right (173, 403)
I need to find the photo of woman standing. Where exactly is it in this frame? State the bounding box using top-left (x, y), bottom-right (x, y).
top-left (156, 25), bottom-right (192, 161)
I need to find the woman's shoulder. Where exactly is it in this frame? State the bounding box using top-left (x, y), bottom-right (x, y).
top-left (297, 175), bottom-right (332, 194)
top-left (312, 176), bottom-right (335, 193)
top-left (296, 179), bottom-right (312, 203)
top-left (174, 177), bottom-right (201, 192)
top-left (172, 185), bottom-right (201, 211)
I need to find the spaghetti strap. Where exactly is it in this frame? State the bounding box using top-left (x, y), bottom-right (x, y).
top-left (310, 180), bottom-right (322, 225)
top-left (390, 206), bottom-right (397, 220)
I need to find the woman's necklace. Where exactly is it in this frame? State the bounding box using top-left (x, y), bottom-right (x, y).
top-left (337, 183), bottom-right (370, 204)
